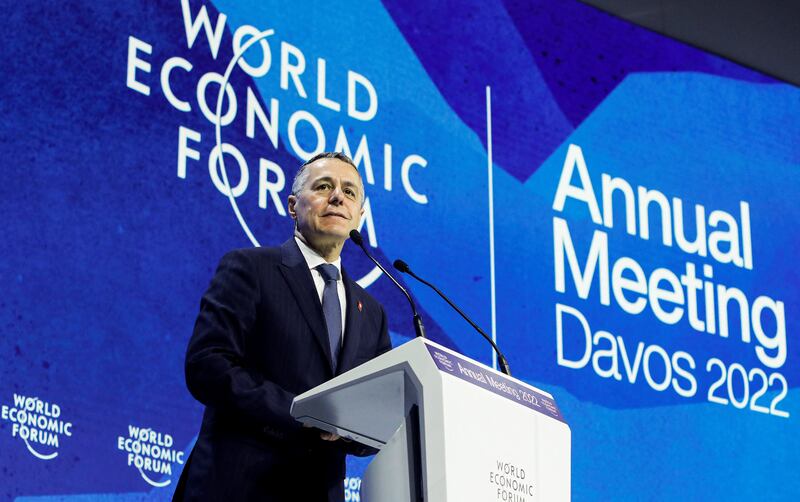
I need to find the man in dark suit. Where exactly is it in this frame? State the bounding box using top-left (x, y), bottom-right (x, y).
top-left (175, 152), bottom-right (392, 501)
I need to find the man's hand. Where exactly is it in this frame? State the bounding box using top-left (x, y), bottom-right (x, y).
top-left (319, 431), bottom-right (340, 441)
top-left (303, 423), bottom-right (341, 441)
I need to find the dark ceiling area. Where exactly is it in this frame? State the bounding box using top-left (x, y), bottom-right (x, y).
top-left (579, 0), bottom-right (800, 86)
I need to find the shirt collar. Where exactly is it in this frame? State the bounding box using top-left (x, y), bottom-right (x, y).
top-left (294, 236), bottom-right (342, 277)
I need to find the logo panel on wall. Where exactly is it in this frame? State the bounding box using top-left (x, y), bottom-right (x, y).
top-left (117, 424), bottom-right (185, 487)
top-left (1, 393), bottom-right (73, 460)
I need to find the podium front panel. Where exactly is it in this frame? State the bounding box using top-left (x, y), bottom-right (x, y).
top-left (424, 342), bottom-right (571, 501)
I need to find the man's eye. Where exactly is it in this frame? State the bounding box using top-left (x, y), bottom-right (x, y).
top-left (316, 183), bottom-right (331, 190)
top-left (344, 188), bottom-right (356, 197)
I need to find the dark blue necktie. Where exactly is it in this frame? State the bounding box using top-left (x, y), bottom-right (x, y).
top-left (316, 264), bottom-right (342, 370)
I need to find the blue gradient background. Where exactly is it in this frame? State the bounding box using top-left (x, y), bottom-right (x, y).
top-left (1, 0), bottom-right (797, 500)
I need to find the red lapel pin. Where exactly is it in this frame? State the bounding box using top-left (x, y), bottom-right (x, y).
top-left (357, 301), bottom-right (363, 312)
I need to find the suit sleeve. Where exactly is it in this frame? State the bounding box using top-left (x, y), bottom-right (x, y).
top-left (185, 249), bottom-right (301, 432)
top-left (375, 304), bottom-right (392, 357)
top-left (345, 301), bottom-right (393, 457)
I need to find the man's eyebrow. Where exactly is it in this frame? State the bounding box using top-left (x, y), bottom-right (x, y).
top-left (310, 176), bottom-right (360, 191)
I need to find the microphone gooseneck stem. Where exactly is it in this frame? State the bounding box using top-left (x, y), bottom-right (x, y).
top-left (397, 261), bottom-right (511, 376)
top-left (412, 314), bottom-right (425, 340)
top-left (350, 231), bottom-right (426, 338)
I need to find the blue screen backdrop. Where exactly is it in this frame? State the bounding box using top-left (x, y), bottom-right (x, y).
top-left (1, 1), bottom-right (798, 500)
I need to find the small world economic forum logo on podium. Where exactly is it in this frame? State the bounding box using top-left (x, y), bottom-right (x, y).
top-left (432, 350), bottom-right (455, 372)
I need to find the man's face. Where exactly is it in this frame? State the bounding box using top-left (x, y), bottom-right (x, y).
top-left (287, 158), bottom-right (364, 247)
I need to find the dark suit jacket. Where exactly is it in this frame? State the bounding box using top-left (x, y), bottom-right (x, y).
top-left (174, 239), bottom-right (392, 501)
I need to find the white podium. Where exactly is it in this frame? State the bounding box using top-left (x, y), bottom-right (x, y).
top-left (291, 338), bottom-right (570, 501)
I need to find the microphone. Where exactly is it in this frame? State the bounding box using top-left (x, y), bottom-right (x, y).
top-left (393, 259), bottom-right (512, 376)
top-left (349, 230), bottom-right (426, 339)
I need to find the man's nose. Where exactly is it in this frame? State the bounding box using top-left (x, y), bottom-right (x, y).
top-left (328, 185), bottom-right (344, 204)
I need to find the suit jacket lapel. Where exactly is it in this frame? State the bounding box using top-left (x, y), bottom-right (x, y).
top-left (337, 267), bottom-right (363, 374)
top-left (278, 238), bottom-right (335, 372)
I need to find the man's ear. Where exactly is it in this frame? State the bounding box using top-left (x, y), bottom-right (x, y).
top-left (352, 205), bottom-right (365, 228)
top-left (287, 194), bottom-right (297, 219)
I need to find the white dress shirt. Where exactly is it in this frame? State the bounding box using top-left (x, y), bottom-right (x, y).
top-left (294, 236), bottom-right (347, 343)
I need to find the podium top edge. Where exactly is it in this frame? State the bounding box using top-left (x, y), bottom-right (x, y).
top-left (410, 338), bottom-right (555, 400)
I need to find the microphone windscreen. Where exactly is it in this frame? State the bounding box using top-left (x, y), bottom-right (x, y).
top-left (393, 259), bottom-right (410, 273)
top-left (349, 229), bottom-right (364, 245)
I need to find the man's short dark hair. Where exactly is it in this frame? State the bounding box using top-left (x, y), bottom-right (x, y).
top-left (290, 151), bottom-right (365, 205)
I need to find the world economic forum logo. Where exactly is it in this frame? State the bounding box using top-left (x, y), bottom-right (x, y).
top-left (206, 28), bottom-right (386, 289)
top-left (126, 6), bottom-right (432, 290)
top-left (432, 350), bottom-right (455, 372)
top-left (1, 393), bottom-right (73, 460)
top-left (117, 424), bottom-right (185, 487)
